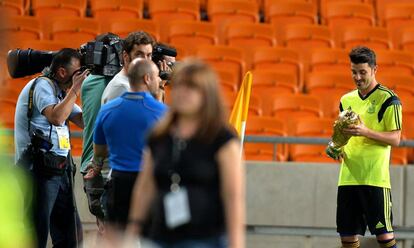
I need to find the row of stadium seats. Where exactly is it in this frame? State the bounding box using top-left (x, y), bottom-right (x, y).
top-left (1, 97), bottom-right (412, 165)
top-left (2, 0), bottom-right (414, 26)
top-left (1, 75), bottom-right (413, 163)
top-left (3, 16), bottom-right (414, 56)
top-left (243, 116), bottom-right (414, 165)
top-left (2, 37), bottom-right (414, 100)
top-left (0, 66), bottom-right (414, 156)
top-left (1, 1), bottom-right (413, 163)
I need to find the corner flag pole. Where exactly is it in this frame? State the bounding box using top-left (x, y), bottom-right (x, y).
top-left (229, 71), bottom-right (253, 154)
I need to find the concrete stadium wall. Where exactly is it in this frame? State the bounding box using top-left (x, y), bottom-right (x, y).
top-left (72, 158), bottom-right (414, 247)
top-left (245, 162), bottom-right (405, 228)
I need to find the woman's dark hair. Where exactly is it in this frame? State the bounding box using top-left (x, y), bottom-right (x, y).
top-left (349, 46), bottom-right (376, 68)
top-left (50, 48), bottom-right (81, 74)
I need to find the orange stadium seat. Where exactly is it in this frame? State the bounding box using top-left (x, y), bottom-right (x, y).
top-left (169, 43), bottom-right (196, 59)
top-left (91, 0), bottom-right (142, 20)
top-left (265, 0), bottom-right (316, 29)
top-left (70, 137), bottom-right (83, 157)
top-left (290, 117), bottom-right (336, 163)
top-left (106, 19), bottom-right (159, 40)
top-left (57, 37), bottom-right (96, 49)
top-left (311, 91), bottom-right (344, 118)
top-left (251, 70), bottom-right (298, 116)
top-left (252, 69), bottom-right (298, 95)
top-left (272, 94), bottom-right (322, 134)
top-left (271, 94), bottom-right (322, 119)
top-left (251, 47), bottom-right (303, 89)
top-left (4, 76), bottom-right (33, 93)
top-left (402, 97), bottom-right (414, 113)
top-left (324, 2), bottom-right (374, 28)
top-left (195, 45), bottom-right (245, 83)
top-left (217, 70), bottom-right (239, 93)
top-left (208, 0), bottom-right (259, 25)
top-left (395, 26), bottom-right (414, 52)
top-left (309, 48), bottom-right (349, 74)
top-left (319, 0), bottom-right (372, 18)
top-left (0, 0), bottom-right (25, 16)
top-left (166, 21), bottom-right (217, 47)
top-left (215, 68), bottom-right (239, 89)
top-left (0, 16), bottom-right (42, 42)
top-left (208, 0), bottom-right (259, 43)
top-left (149, 0), bottom-right (199, 22)
top-left (392, 111), bottom-right (410, 165)
top-left (224, 23), bottom-right (276, 47)
top-left (375, 50), bottom-right (414, 77)
top-left (0, 87), bottom-right (20, 103)
top-left (244, 116), bottom-right (288, 161)
top-left (248, 94), bottom-right (263, 116)
top-left (15, 40), bottom-right (66, 51)
top-left (336, 26), bottom-right (391, 50)
top-left (0, 58), bottom-right (6, 82)
top-left (145, 0), bottom-right (200, 8)
top-left (49, 18), bottom-right (99, 48)
top-left (0, 99), bottom-right (16, 129)
top-left (280, 24), bottom-right (333, 55)
top-left (292, 117), bottom-right (334, 137)
top-left (384, 3), bottom-right (414, 30)
top-left (222, 90), bottom-right (236, 110)
top-left (404, 126), bottom-right (414, 163)
top-left (219, 80), bottom-right (238, 93)
top-left (401, 97), bottom-right (414, 148)
top-left (263, 0), bottom-right (317, 10)
top-left (306, 71), bottom-right (354, 95)
top-left (290, 144), bottom-right (337, 163)
top-left (32, 0), bottom-right (86, 18)
top-left (376, 0), bottom-right (414, 24)
top-left (391, 147), bottom-right (408, 165)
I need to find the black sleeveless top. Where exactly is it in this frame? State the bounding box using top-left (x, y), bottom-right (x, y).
top-left (147, 127), bottom-right (237, 242)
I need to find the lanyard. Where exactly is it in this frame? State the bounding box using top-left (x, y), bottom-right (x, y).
top-left (169, 135), bottom-right (187, 192)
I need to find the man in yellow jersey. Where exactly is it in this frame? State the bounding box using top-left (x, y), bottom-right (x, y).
top-left (327, 46), bottom-right (402, 248)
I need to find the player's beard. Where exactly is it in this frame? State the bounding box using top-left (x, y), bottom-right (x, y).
top-left (355, 75), bottom-right (373, 92)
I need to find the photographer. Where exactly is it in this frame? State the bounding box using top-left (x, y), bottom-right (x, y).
top-left (14, 48), bottom-right (89, 248)
top-left (101, 31), bottom-right (155, 104)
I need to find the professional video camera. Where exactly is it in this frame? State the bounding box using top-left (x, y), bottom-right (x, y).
top-left (152, 43), bottom-right (178, 81)
top-left (7, 35), bottom-right (123, 79)
top-left (6, 37), bottom-right (178, 80)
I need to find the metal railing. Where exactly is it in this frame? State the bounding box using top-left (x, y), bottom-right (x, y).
top-left (3, 129), bottom-right (414, 162)
top-left (245, 135), bottom-right (414, 161)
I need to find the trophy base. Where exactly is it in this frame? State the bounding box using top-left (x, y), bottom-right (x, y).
top-left (326, 141), bottom-right (342, 160)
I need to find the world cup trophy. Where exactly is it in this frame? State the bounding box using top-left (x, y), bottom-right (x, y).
top-left (326, 108), bottom-right (360, 160)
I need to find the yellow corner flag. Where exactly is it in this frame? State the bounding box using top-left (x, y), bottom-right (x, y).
top-left (229, 71), bottom-right (253, 145)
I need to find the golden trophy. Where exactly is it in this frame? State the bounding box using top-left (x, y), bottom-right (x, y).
top-left (326, 108), bottom-right (360, 160)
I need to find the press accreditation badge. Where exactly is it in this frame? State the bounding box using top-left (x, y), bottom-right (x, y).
top-left (55, 126), bottom-right (71, 150)
top-left (163, 188), bottom-right (191, 229)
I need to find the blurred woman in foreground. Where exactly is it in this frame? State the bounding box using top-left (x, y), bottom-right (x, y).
top-left (126, 59), bottom-right (245, 248)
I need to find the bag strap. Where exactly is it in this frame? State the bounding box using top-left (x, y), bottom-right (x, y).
top-left (27, 76), bottom-right (60, 139)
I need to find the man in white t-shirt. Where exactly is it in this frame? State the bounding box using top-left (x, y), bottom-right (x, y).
top-left (101, 31), bottom-right (154, 104)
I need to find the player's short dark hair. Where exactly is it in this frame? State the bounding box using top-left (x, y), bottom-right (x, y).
top-left (349, 46), bottom-right (376, 68)
top-left (50, 48), bottom-right (81, 74)
top-left (123, 31), bottom-right (155, 54)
